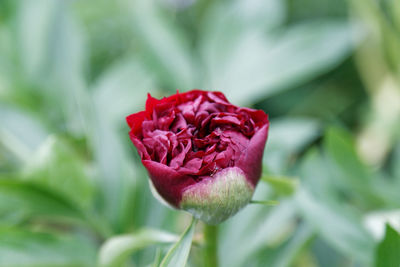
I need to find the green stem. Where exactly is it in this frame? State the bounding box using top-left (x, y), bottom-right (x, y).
top-left (204, 223), bottom-right (219, 267)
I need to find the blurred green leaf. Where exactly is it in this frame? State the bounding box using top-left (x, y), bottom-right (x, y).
top-left (221, 200), bottom-right (297, 267)
top-left (263, 118), bottom-right (320, 173)
top-left (261, 175), bottom-right (299, 196)
top-left (324, 128), bottom-right (385, 207)
top-left (352, 0), bottom-right (400, 74)
top-left (295, 188), bottom-right (375, 264)
top-left (0, 228), bottom-right (96, 267)
top-left (0, 179), bottom-right (83, 221)
top-left (98, 228), bottom-right (178, 267)
top-left (46, 1), bottom-right (90, 137)
top-left (23, 136), bottom-right (94, 209)
top-left (0, 0), bottom-right (17, 22)
top-left (130, 0), bottom-right (196, 90)
top-left (267, 118), bottom-right (321, 153)
top-left (89, 57), bottom-right (160, 232)
top-left (232, 0), bottom-right (285, 29)
top-left (325, 128), bottom-right (370, 182)
top-left (88, 95), bottom-right (138, 231)
top-left (0, 107), bottom-right (48, 162)
top-left (255, 223), bottom-right (314, 267)
top-left (393, 0), bottom-right (400, 32)
top-left (202, 18), bottom-right (356, 105)
top-left (0, 24), bottom-right (14, 87)
top-left (16, 0), bottom-right (90, 137)
top-left (92, 58), bottom-right (157, 124)
top-left (160, 218), bottom-right (196, 267)
top-left (299, 148), bottom-right (340, 207)
top-left (199, 0), bottom-right (285, 40)
top-left (16, 0), bottom-right (57, 79)
top-left (47, 1), bottom-right (85, 80)
top-left (151, 248), bottom-right (162, 267)
top-left (375, 224), bottom-right (400, 267)
top-left (392, 143), bottom-right (400, 182)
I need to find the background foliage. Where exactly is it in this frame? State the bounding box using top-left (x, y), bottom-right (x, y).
top-left (0, 0), bottom-right (400, 266)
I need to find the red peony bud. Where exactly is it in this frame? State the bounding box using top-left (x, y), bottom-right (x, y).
top-left (126, 90), bottom-right (269, 224)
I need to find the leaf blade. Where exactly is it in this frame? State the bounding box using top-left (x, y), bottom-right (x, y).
top-left (98, 228), bottom-right (179, 267)
top-left (261, 175), bottom-right (299, 196)
top-left (375, 224), bottom-right (400, 267)
top-left (159, 218), bottom-right (197, 267)
top-left (0, 179), bottom-right (84, 221)
top-left (0, 228), bottom-right (96, 267)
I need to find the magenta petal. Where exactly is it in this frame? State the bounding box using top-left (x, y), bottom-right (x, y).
top-left (236, 123), bottom-right (269, 186)
top-left (129, 133), bottom-right (150, 160)
top-left (142, 160), bottom-right (196, 207)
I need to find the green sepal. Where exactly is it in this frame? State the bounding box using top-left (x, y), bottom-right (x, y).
top-left (180, 168), bottom-right (254, 225)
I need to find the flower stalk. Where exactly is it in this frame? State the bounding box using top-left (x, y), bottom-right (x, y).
top-left (204, 223), bottom-right (219, 267)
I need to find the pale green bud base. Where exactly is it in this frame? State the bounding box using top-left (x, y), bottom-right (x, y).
top-left (180, 167), bottom-right (254, 225)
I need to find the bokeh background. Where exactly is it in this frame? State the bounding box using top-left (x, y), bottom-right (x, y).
top-left (0, 0), bottom-right (400, 266)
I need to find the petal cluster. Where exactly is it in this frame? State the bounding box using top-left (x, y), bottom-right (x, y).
top-left (127, 90), bottom-right (269, 223)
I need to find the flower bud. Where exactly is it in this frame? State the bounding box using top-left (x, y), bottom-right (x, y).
top-left (126, 90), bottom-right (269, 224)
